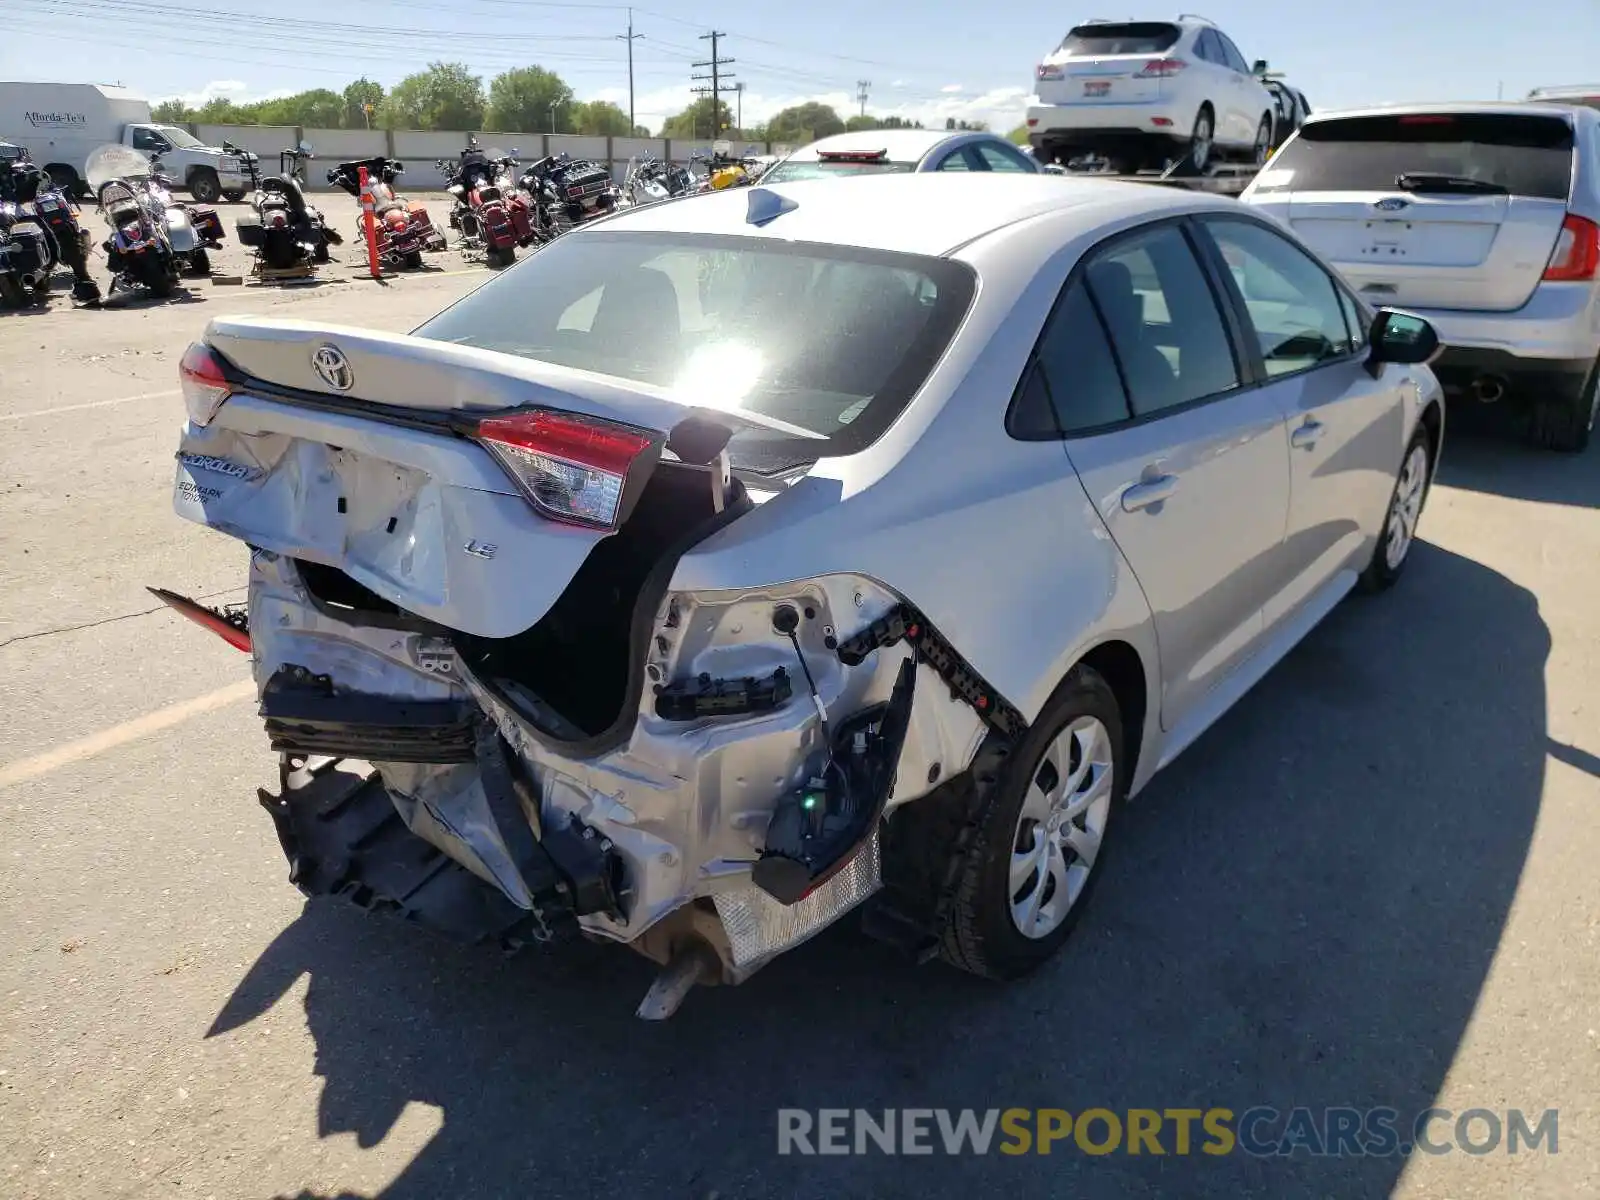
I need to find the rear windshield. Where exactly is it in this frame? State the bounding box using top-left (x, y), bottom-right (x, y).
top-left (760, 159), bottom-right (915, 183)
top-left (1259, 113), bottom-right (1574, 200)
top-left (1059, 22), bottom-right (1180, 55)
top-left (413, 230), bottom-right (975, 474)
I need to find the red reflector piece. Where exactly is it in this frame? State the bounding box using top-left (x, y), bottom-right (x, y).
top-left (476, 410), bottom-right (655, 530)
top-left (146, 587), bottom-right (251, 652)
top-left (817, 149), bottom-right (888, 162)
top-left (1398, 114), bottom-right (1454, 125)
top-left (1150, 116), bottom-right (1174, 127)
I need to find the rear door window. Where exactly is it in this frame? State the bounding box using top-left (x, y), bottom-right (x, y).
top-left (1082, 225), bottom-right (1240, 417)
top-left (1216, 32), bottom-right (1252, 74)
top-left (1259, 113), bottom-right (1575, 200)
top-left (1059, 21), bottom-right (1180, 55)
top-left (974, 142), bottom-right (1034, 172)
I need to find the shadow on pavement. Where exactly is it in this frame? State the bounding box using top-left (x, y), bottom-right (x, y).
top-left (1437, 410), bottom-right (1600, 509)
top-left (212, 542), bottom-right (1549, 1200)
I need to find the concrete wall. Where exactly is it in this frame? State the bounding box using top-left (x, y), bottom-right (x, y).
top-left (183, 123), bottom-right (780, 189)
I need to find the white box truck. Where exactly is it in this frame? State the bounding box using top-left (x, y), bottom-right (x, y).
top-left (0, 82), bottom-right (250, 202)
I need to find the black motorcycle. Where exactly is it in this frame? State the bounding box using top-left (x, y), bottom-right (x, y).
top-left (519, 151), bottom-right (619, 238)
top-left (235, 149), bottom-right (340, 277)
top-left (0, 141), bottom-right (100, 306)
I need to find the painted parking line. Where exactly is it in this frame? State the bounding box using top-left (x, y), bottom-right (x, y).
top-left (0, 679), bottom-right (256, 790)
top-left (0, 388), bottom-right (181, 423)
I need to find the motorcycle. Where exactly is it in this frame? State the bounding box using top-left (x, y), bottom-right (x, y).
top-left (437, 140), bottom-right (531, 267)
top-left (326, 157), bottom-right (444, 270)
top-left (520, 150), bottom-right (620, 238)
top-left (689, 142), bottom-right (763, 193)
top-left (0, 142), bottom-right (100, 306)
top-left (141, 152), bottom-right (226, 276)
top-left (622, 153), bottom-right (694, 207)
top-left (235, 143), bottom-right (340, 279)
top-left (84, 144), bottom-right (182, 299)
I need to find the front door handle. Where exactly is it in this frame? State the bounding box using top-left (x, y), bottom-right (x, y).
top-left (1291, 419), bottom-right (1325, 450)
top-left (1120, 473), bottom-right (1178, 512)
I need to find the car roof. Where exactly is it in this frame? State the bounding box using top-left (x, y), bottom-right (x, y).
top-left (780, 128), bottom-right (996, 164)
top-left (1302, 100), bottom-right (1597, 127)
top-left (584, 172), bottom-right (1229, 258)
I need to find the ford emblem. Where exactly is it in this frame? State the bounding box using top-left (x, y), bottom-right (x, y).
top-left (311, 344), bottom-right (354, 392)
top-left (1374, 197), bottom-right (1410, 212)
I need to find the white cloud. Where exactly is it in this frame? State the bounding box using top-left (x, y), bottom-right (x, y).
top-left (153, 79), bottom-right (296, 108)
top-left (891, 80), bottom-right (907, 88)
top-left (940, 84), bottom-right (964, 94)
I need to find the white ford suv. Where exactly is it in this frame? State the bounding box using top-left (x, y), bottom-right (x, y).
top-left (1242, 103), bottom-right (1600, 451)
top-left (1026, 15), bottom-right (1278, 173)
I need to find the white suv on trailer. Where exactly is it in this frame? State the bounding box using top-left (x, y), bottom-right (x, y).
top-left (1026, 15), bottom-right (1278, 173)
top-left (1241, 103), bottom-right (1600, 451)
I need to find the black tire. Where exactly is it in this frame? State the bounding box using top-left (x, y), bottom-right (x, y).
top-left (487, 245), bottom-right (516, 269)
top-left (44, 165), bottom-right (82, 201)
top-left (1253, 113), bottom-right (1274, 165)
top-left (314, 241), bottom-right (331, 264)
top-left (30, 272), bottom-right (53, 300)
top-left (189, 168), bottom-right (222, 205)
top-left (143, 259), bottom-right (176, 298)
top-left (1529, 358), bottom-right (1599, 453)
top-left (1187, 104), bottom-right (1215, 173)
top-left (404, 250), bottom-right (424, 269)
top-left (939, 664), bottom-right (1125, 980)
top-left (186, 248), bottom-right (211, 277)
top-left (1360, 425), bottom-right (1434, 592)
top-left (0, 275), bottom-right (24, 308)
top-left (222, 190), bottom-right (248, 203)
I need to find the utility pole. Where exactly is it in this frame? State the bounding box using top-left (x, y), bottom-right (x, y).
top-left (857, 79), bottom-right (871, 118)
top-left (691, 30), bottom-right (736, 139)
top-left (617, 8), bottom-right (642, 133)
top-left (734, 81), bottom-right (744, 135)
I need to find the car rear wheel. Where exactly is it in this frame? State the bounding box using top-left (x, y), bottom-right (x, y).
top-left (1253, 114), bottom-right (1274, 165)
top-left (1360, 427), bottom-right (1433, 592)
top-left (1188, 105), bottom-right (1215, 173)
top-left (1530, 357), bottom-right (1599, 453)
top-left (939, 664), bottom-right (1124, 980)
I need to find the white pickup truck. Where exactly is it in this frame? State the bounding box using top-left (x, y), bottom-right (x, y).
top-left (0, 82), bottom-right (250, 202)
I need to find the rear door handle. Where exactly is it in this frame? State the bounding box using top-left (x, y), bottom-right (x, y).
top-left (1291, 419), bottom-right (1325, 450)
top-left (1120, 473), bottom-right (1179, 512)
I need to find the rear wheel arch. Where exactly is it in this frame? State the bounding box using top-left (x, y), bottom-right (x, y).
top-left (1418, 398), bottom-right (1444, 469)
top-left (1075, 640), bottom-right (1148, 786)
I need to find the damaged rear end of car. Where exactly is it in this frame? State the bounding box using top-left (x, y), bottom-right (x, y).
top-left (156, 225), bottom-right (1002, 1016)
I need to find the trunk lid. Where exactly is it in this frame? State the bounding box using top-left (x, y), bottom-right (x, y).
top-left (1247, 110), bottom-right (1576, 312)
top-left (177, 316), bottom-right (778, 639)
top-left (1036, 21), bottom-right (1177, 107)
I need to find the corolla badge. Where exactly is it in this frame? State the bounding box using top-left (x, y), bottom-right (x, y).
top-left (311, 343), bottom-right (354, 391)
top-left (1374, 197), bottom-right (1410, 212)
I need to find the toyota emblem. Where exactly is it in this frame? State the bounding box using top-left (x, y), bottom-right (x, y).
top-left (311, 344), bottom-right (354, 391)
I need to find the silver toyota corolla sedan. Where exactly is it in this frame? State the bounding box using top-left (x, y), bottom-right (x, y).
top-left (156, 173), bottom-right (1444, 1018)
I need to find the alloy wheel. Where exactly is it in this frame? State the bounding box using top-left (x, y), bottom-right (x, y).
top-left (1190, 110), bottom-right (1213, 172)
top-left (1009, 715), bottom-right (1115, 939)
top-left (1384, 443), bottom-right (1430, 570)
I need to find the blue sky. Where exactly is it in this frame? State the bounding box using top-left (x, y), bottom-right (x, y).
top-left (4, 0), bottom-right (1599, 134)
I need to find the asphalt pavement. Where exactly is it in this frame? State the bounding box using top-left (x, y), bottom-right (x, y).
top-left (0, 192), bottom-right (1596, 1199)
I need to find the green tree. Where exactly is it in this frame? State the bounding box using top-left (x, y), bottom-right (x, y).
top-left (943, 117), bottom-right (988, 132)
top-left (486, 66), bottom-right (574, 133)
top-left (248, 89), bottom-right (343, 128)
top-left (879, 115), bottom-right (924, 130)
top-left (844, 113), bottom-right (877, 132)
top-left (195, 96), bottom-right (244, 124)
top-left (662, 97), bottom-right (733, 139)
top-left (571, 99), bottom-right (631, 137)
top-left (1007, 123), bottom-right (1029, 144)
top-left (343, 78), bottom-right (384, 129)
top-left (384, 62), bottom-right (485, 130)
top-left (151, 99), bottom-right (192, 123)
top-left (765, 101), bottom-right (845, 144)
top-left (632, 124), bottom-right (651, 137)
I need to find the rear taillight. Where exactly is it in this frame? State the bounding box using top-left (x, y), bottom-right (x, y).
top-left (1137, 58), bottom-right (1188, 77)
top-left (1036, 63), bottom-right (1064, 81)
top-left (178, 342), bottom-right (232, 427)
top-left (1544, 213), bottom-right (1600, 282)
top-left (476, 410), bottom-right (656, 531)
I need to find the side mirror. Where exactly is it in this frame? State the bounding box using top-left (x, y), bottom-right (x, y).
top-left (1366, 309), bottom-right (1441, 377)
top-left (510, 147), bottom-right (519, 157)
top-left (298, 141), bottom-right (314, 156)
top-left (1252, 59), bottom-right (1269, 75)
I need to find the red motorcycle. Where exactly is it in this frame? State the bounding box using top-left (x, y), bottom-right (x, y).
top-left (438, 142), bottom-right (533, 268)
top-left (327, 157), bottom-right (443, 270)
